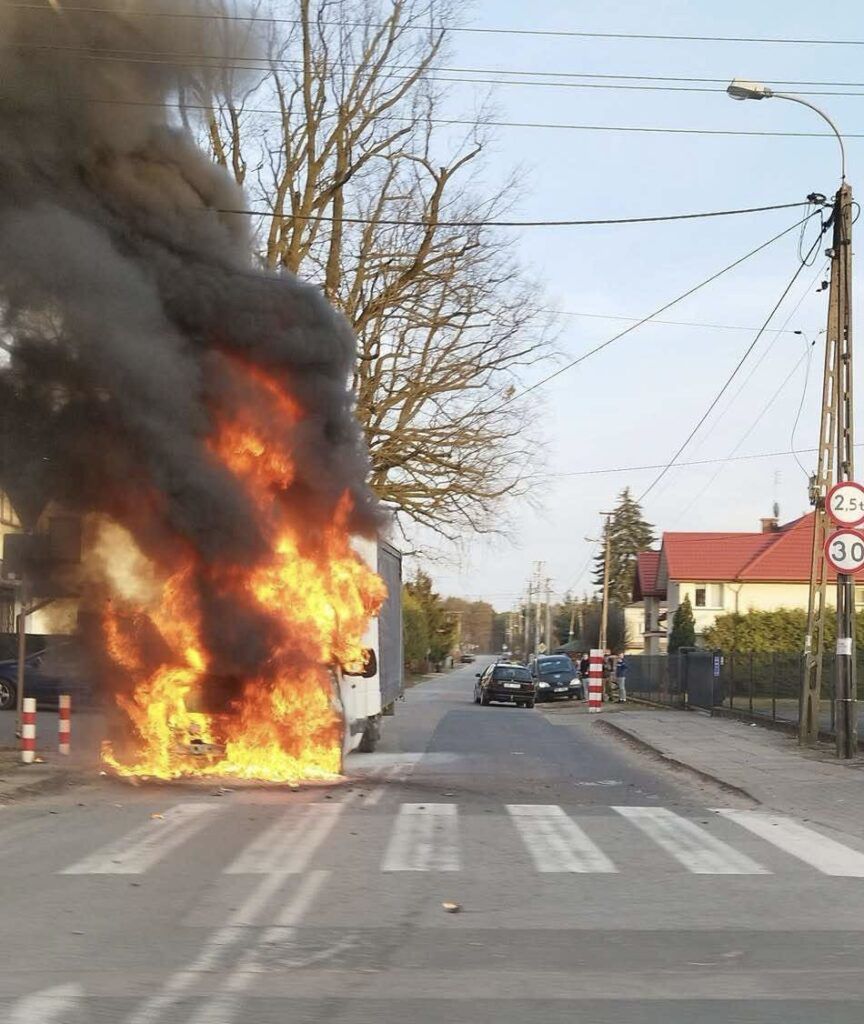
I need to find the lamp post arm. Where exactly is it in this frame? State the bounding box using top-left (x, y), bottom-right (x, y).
top-left (771, 91), bottom-right (846, 182)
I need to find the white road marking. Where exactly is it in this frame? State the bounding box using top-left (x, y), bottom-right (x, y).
top-left (716, 809), bottom-right (864, 876)
top-left (362, 763), bottom-right (406, 806)
top-left (185, 870), bottom-right (329, 1024)
top-left (123, 854), bottom-right (320, 1024)
top-left (10, 983), bottom-right (83, 1023)
top-left (614, 806), bottom-right (769, 874)
top-left (381, 803), bottom-right (460, 871)
top-left (61, 803), bottom-right (220, 875)
top-left (507, 805), bottom-right (617, 873)
top-left (362, 784), bottom-right (386, 807)
top-left (224, 803), bottom-right (343, 874)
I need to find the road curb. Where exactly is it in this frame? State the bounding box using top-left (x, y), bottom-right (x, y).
top-left (0, 766), bottom-right (90, 803)
top-left (595, 718), bottom-right (759, 804)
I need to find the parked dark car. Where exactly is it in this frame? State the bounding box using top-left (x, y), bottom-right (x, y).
top-left (474, 662), bottom-right (535, 708)
top-left (528, 654), bottom-right (582, 702)
top-left (0, 648), bottom-right (94, 711)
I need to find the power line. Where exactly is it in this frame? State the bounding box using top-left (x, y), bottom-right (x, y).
top-left (659, 259), bottom-right (827, 478)
top-left (60, 97), bottom-right (864, 140)
top-left (637, 219), bottom-right (829, 502)
top-left (790, 332), bottom-right (818, 480)
top-left (540, 309), bottom-right (806, 335)
top-left (11, 43), bottom-right (864, 98)
top-left (214, 199), bottom-right (810, 229)
top-left (12, 43), bottom-right (864, 97)
top-left (7, 5), bottom-right (864, 46)
top-left (14, 42), bottom-right (864, 90)
top-left (669, 342), bottom-right (816, 526)
top-left (504, 209), bottom-right (821, 404)
top-left (547, 446), bottom-right (833, 478)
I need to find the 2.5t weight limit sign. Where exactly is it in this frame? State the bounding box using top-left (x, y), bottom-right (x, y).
top-left (826, 481), bottom-right (864, 527)
top-left (824, 529), bottom-right (864, 574)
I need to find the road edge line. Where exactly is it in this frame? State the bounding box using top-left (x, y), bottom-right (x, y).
top-left (594, 719), bottom-right (759, 804)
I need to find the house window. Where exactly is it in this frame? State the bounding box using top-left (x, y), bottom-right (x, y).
top-left (693, 583), bottom-right (723, 609)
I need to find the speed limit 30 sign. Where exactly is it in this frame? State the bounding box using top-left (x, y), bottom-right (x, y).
top-left (826, 481), bottom-right (864, 527)
top-left (824, 529), bottom-right (864, 574)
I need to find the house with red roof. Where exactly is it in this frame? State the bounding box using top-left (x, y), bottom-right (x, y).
top-left (629, 550), bottom-right (666, 655)
top-left (631, 512), bottom-right (864, 653)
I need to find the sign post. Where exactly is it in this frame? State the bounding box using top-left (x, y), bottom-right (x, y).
top-left (824, 485), bottom-right (863, 758)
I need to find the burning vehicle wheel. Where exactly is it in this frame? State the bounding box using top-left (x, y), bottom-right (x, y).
top-left (0, 678), bottom-right (15, 711)
top-left (357, 715), bottom-right (381, 753)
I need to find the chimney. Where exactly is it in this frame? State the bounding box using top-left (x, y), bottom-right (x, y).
top-left (760, 516), bottom-right (779, 534)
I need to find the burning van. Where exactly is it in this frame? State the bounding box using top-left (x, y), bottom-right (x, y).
top-left (121, 535), bottom-right (403, 772)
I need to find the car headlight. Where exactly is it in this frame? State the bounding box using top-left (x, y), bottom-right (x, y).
top-left (537, 681), bottom-right (550, 689)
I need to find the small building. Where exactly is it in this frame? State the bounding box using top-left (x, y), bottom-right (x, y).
top-left (629, 550), bottom-right (667, 655)
top-left (632, 513), bottom-right (864, 651)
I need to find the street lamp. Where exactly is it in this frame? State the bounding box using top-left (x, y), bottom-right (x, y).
top-left (728, 78), bottom-right (856, 757)
top-left (726, 78), bottom-right (846, 182)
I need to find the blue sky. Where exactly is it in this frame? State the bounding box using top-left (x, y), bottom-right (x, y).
top-left (419, 0), bottom-right (864, 608)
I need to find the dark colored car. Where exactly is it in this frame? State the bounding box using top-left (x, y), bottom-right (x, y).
top-left (0, 648), bottom-right (94, 711)
top-left (474, 662), bottom-right (535, 708)
top-left (529, 654), bottom-right (582, 702)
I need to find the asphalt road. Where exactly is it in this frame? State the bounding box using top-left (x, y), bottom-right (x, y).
top-left (2, 657), bottom-right (864, 1023)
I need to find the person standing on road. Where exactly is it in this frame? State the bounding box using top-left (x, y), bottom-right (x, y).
top-left (616, 655), bottom-right (627, 703)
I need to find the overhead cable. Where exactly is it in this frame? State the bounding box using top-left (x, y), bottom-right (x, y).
top-left (502, 208), bottom-right (822, 405)
top-left (7, 5), bottom-right (864, 46)
top-left (637, 219), bottom-right (830, 502)
top-left (214, 199), bottom-right (810, 230)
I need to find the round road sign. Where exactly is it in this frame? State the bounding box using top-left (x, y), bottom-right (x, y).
top-left (826, 481), bottom-right (864, 527)
top-left (824, 529), bottom-right (864, 573)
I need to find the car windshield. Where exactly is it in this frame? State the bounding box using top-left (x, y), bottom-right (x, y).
top-left (493, 666), bottom-right (531, 682)
top-left (537, 658), bottom-right (573, 675)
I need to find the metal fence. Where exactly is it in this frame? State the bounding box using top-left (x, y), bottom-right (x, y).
top-left (626, 650), bottom-right (864, 737)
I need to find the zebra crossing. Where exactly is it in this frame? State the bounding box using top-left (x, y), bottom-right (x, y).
top-left (44, 798), bottom-right (864, 880)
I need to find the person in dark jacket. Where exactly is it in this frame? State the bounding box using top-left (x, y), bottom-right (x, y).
top-left (616, 655), bottom-right (627, 703)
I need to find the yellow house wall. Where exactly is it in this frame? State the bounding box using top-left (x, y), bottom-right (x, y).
top-left (674, 580), bottom-right (825, 636)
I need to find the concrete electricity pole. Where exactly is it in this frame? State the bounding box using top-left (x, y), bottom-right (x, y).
top-left (545, 578), bottom-right (552, 651)
top-left (523, 582), bottom-right (531, 655)
top-left (599, 516), bottom-right (613, 652)
top-left (728, 79), bottom-right (856, 758)
top-left (533, 561), bottom-right (545, 654)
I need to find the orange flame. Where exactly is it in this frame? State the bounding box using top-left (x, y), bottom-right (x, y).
top-left (101, 363), bottom-right (385, 783)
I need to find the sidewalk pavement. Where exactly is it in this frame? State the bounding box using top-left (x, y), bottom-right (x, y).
top-left (597, 709), bottom-right (864, 841)
top-left (0, 709), bottom-right (104, 802)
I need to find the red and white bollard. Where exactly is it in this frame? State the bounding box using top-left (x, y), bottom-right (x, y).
top-left (59, 694), bottom-right (71, 756)
top-left (588, 648), bottom-right (604, 714)
top-left (21, 696), bottom-right (36, 764)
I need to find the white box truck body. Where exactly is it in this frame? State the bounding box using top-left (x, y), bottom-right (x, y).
top-left (341, 536), bottom-right (403, 754)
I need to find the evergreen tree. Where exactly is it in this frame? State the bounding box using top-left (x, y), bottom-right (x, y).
top-left (593, 488), bottom-right (655, 605)
top-left (668, 595), bottom-right (696, 652)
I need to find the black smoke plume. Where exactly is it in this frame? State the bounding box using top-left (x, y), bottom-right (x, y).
top-left (0, 2), bottom-right (380, 628)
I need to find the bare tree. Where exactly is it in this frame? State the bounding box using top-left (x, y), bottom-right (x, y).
top-left (190, 0), bottom-right (553, 536)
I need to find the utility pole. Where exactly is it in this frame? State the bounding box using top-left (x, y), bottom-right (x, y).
top-left (599, 515), bottom-right (613, 652)
top-left (545, 578), bottom-right (552, 651)
top-left (533, 561), bottom-right (544, 654)
top-left (524, 581), bottom-right (532, 655)
top-left (801, 182), bottom-right (857, 757)
top-left (725, 81), bottom-right (855, 756)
